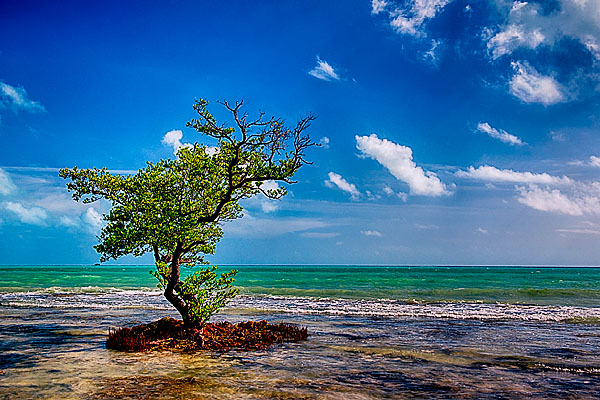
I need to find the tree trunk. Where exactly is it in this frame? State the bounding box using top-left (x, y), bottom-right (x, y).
top-left (162, 244), bottom-right (192, 327)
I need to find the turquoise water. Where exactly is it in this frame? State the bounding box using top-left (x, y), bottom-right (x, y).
top-left (2, 265), bottom-right (600, 306)
top-left (2, 265), bottom-right (600, 397)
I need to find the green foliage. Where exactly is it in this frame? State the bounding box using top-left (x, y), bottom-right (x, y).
top-left (152, 262), bottom-right (239, 327)
top-left (178, 266), bottom-right (239, 327)
top-left (60, 98), bottom-right (315, 327)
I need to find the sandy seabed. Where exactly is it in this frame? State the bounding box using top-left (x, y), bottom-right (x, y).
top-left (1, 296), bottom-right (600, 399)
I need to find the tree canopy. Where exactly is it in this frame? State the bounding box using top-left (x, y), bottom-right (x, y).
top-left (60, 99), bottom-right (315, 327)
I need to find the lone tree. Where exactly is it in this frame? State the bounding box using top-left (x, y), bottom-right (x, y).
top-left (60, 99), bottom-right (315, 327)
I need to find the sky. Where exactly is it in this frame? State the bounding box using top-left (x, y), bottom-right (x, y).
top-left (1, 0), bottom-right (600, 265)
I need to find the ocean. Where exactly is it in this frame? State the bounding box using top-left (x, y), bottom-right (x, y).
top-left (1, 265), bottom-right (600, 398)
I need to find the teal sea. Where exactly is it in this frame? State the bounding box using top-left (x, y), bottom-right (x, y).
top-left (2, 265), bottom-right (600, 398)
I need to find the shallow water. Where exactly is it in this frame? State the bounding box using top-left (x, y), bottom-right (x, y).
top-left (1, 266), bottom-right (600, 398)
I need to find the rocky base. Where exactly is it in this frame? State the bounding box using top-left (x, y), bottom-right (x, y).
top-left (106, 317), bottom-right (308, 352)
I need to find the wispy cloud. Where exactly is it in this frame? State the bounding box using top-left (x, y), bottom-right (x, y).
top-left (0, 82), bottom-right (45, 112)
top-left (325, 172), bottom-right (360, 200)
top-left (361, 230), bottom-right (382, 237)
top-left (509, 61), bottom-right (565, 105)
top-left (476, 122), bottom-right (525, 146)
top-left (4, 201), bottom-right (48, 225)
top-left (300, 232), bottom-right (340, 239)
top-left (371, 0), bottom-right (388, 15)
top-left (356, 134), bottom-right (449, 196)
top-left (556, 228), bottom-right (600, 235)
top-left (308, 57), bottom-right (340, 81)
top-left (376, 0), bottom-right (451, 37)
top-left (456, 165), bottom-right (572, 185)
top-left (0, 168), bottom-right (17, 196)
top-left (226, 213), bottom-right (329, 237)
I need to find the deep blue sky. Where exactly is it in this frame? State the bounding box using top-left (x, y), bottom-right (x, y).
top-left (1, 0), bottom-right (600, 265)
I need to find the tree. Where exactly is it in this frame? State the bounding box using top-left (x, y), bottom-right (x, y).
top-left (60, 99), bottom-right (316, 327)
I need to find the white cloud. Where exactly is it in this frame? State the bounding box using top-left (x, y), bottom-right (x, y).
top-left (259, 200), bottom-right (279, 214)
top-left (569, 156), bottom-right (600, 167)
top-left (475, 227), bottom-right (488, 234)
top-left (415, 223), bottom-right (439, 230)
top-left (383, 185), bottom-right (408, 201)
top-left (476, 122), bottom-right (525, 146)
top-left (509, 61), bottom-right (565, 105)
top-left (300, 232), bottom-right (341, 238)
top-left (488, 24), bottom-right (545, 59)
top-left (226, 214), bottom-right (329, 237)
top-left (319, 136), bottom-right (330, 149)
top-left (4, 201), bottom-right (48, 225)
top-left (261, 180), bottom-right (279, 192)
top-left (550, 131), bottom-right (565, 142)
top-left (162, 130), bottom-right (193, 155)
top-left (82, 207), bottom-right (103, 231)
top-left (487, 0), bottom-right (600, 61)
top-left (0, 168), bottom-right (17, 196)
top-left (325, 172), bottom-right (360, 200)
top-left (556, 228), bottom-right (600, 235)
top-left (0, 82), bottom-right (45, 112)
top-left (423, 39), bottom-right (441, 63)
top-left (361, 230), bottom-right (383, 237)
top-left (356, 134), bottom-right (449, 196)
top-left (456, 165), bottom-right (572, 185)
top-left (371, 0), bottom-right (388, 14)
top-left (387, 0), bottom-right (452, 37)
top-left (516, 185), bottom-right (586, 216)
top-left (59, 215), bottom-right (79, 228)
top-left (516, 183), bottom-right (600, 216)
top-left (308, 57), bottom-right (340, 81)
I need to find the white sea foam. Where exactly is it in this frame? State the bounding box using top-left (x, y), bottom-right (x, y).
top-left (2, 290), bottom-right (600, 322)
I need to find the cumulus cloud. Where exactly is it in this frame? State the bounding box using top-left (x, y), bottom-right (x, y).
top-left (486, 0), bottom-right (600, 61)
top-left (509, 61), bottom-right (565, 105)
top-left (383, 185), bottom-right (408, 201)
top-left (325, 172), bottom-right (360, 200)
top-left (0, 82), bottom-right (45, 112)
top-left (319, 136), bottom-right (330, 149)
top-left (162, 130), bottom-right (193, 155)
top-left (569, 156), bottom-right (600, 167)
top-left (589, 156), bottom-right (600, 167)
top-left (386, 0), bottom-right (452, 37)
top-left (476, 122), bottom-right (525, 146)
top-left (515, 181), bottom-right (600, 216)
top-left (4, 201), bottom-right (48, 225)
top-left (361, 230), bottom-right (383, 237)
top-left (82, 207), bottom-right (103, 231)
top-left (356, 134), bottom-right (449, 196)
top-left (456, 165), bottom-right (572, 185)
top-left (308, 57), bottom-right (340, 81)
top-left (0, 168), bottom-right (17, 196)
